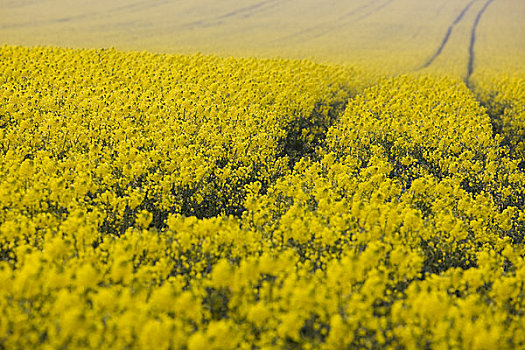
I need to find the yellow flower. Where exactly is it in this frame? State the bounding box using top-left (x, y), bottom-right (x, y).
top-left (187, 332), bottom-right (209, 350)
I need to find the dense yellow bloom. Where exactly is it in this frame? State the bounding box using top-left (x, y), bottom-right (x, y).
top-left (0, 45), bottom-right (524, 349)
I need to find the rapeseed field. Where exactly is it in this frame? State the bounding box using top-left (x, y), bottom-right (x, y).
top-left (1, 44), bottom-right (524, 349)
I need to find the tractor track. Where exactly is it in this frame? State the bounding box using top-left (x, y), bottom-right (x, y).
top-left (216, 0), bottom-right (279, 20)
top-left (466, 0), bottom-right (496, 85)
top-left (273, 0), bottom-right (392, 43)
top-left (305, 0), bottom-right (396, 41)
top-left (1, 0), bottom-right (173, 29)
top-left (422, 0), bottom-right (478, 68)
top-left (182, 0), bottom-right (286, 29)
top-left (334, 0), bottom-right (384, 22)
top-left (353, 0), bottom-right (395, 22)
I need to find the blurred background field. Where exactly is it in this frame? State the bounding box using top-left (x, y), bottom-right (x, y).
top-left (1, 0), bottom-right (524, 76)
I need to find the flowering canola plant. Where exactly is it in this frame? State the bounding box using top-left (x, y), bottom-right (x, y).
top-left (0, 45), bottom-right (524, 349)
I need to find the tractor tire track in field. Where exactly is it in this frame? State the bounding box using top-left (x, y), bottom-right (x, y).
top-left (353, 0), bottom-right (395, 22)
top-left (305, 0), bottom-right (396, 41)
top-left (274, 0), bottom-right (390, 43)
top-left (1, 0), bottom-right (173, 29)
top-left (216, 0), bottom-right (285, 20)
top-left (183, 0), bottom-right (285, 29)
top-left (466, 0), bottom-right (496, 85)
top-left (422, 0), bottom-right (478, 68)
top-left (331, 0), bottom-right (384, 22)
top-left (210, 0), bottom-right (274, 22)
top-left (274, 0), bottom-right (383, 42)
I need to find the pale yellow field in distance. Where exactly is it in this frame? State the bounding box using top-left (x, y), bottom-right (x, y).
top-left (1, 0), bottom-right (524, 76)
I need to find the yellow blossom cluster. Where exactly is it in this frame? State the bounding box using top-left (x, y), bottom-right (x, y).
top-left (471, 70), bottom-right (525, 159)
top-left (1, 45), bottom-right (524, 349)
